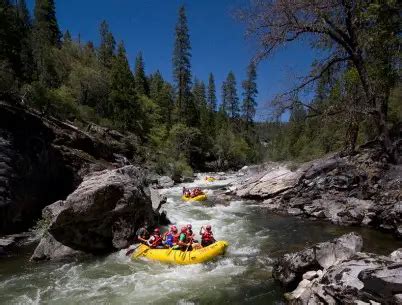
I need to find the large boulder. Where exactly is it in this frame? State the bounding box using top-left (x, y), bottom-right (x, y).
top-left (31, 233), bottom-right (84, 261)
top-left (273, 232), bottom-right (363, 287)
top-left (274, 233), bottom-right (402, 304)
top-left (156, 176), bottom-right (174, 189)
top-left (31, 166), bottom-right (155, 260)
top-left (235, 165), bottom-right (304, 198)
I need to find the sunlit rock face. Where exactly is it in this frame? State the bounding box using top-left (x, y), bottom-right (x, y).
top-left (32, 166), bottom-right (155, 260)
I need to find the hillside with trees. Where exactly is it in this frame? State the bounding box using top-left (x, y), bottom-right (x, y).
top-left (0, 1), bottom-right (261, 179)
top-left (1, 0), bottom-right (400, 173)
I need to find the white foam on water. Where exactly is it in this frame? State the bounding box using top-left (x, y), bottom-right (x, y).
top-left (0, 173), bottom-right (272, 304)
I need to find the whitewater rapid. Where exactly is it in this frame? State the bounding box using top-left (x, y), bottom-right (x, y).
top-left (0, 174), bottom-right (279, 305)
top-left (1, 173), bottom-right (400, 305)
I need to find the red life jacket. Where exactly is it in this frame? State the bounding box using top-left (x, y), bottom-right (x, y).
top-left (186, 229), bottom-right (194, 240)
top-left (151, 234), bottom-right (163, 246)
top-left (172, 233), bottom-right (180, 244)
top-left (202, 231), bottom-right (214, 242)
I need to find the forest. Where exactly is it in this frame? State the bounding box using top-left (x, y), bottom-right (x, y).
top-left (0, 0), bottom-right (400, 177)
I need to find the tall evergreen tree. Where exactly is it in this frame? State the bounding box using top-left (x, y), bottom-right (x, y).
top-left (134, 52), bottom-right (148, 96)
top-left (223, 71), bottom-right (239, 119)
top-left (111, 41), bottom-right (134, 93)
top-left (109, 41), bottom-right (138, 131)
top-left (193, 78), bottom-right (207, 107)
top-left (172, 5), bottom-right (192, 121)
top-left (207, 73), bottom-right (217, 112)
top-left (32, 0), bottom-right (61, 86)
top-left (17, 0), bottom-right (31, 26)
top-left (194, 78), bottom-right (210, 135)
top-left (98, 20), bottom-right (115, 69)
top-left (241, 62), bottom-right (258, 127)
top-left (0, 0), bottom-right (18, 97)
top-left (288, 101), bottom-right (307, 157)
top-left (149, 70), bottom-right (164, 101)
top-left (149, 70), bottom-right (174, 125)
top-left (16, 0), bottom-right (33, 81)
top-left (33, 0), bottom-right (61, 46)
top-left (221, 79), bottom-right (228, 114)
top-left (0, 0), bottom-right (33, 84)
top-left (63, 30), bottom-right (72, 43)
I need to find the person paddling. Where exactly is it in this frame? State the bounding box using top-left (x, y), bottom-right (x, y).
top-left (177, 226), bottom-right (192, 250)
top-left (200, 225), bottom-right (216, 247)
top-left (186, 224), bottom-right (194, 239)
top-left (135, 222), bottom-right (150, 244)
top-left (163, 225), bottom-right (178, 248)
top-left (147, 228), bottom-right (163, 249)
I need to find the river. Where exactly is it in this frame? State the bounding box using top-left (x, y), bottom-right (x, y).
top-left (0, 174), bottom-right (401, 305)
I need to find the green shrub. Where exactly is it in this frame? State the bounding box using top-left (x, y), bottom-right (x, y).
top-left (31, 217), bottom-right (51, 238)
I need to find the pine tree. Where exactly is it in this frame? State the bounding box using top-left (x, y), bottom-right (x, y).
top-left (32, 0), bottom-right (61, 86)
top-left (33, 0), bottom-right (61, 46)
top-left (63, 30), bottom-right (72, 43)
top-left (241, 62), bottom-right (258, 128)
top-left (134, 52), bottom-right (148, 96)
top-left (207, 73), bottom-right (217, 112)
top-left (193, 78), bottom-right (207, 108)
top-left (0, 0), bottom-right (33, 83)
top-left (0, 0), bottom-right (17, 97)
top-left (221, 79), bottom-right (228, 114)
top-left (223, 71), bottom-right (239, 119)
top-left (193, 78), bottom-right (210, 135)
top-left (288, 101), bottom-right (307, 158)
top-left (172, 5), bottom-right (192, 121)
top-left (109, 41), bottom-right (138, 131)
top-left (149, 70), bottom-right (174, 125)
top-left (111, 41), bottom-right (134, 93)
top-left (17, 0), bottom-right (30, 26)
top-left (17, 0), bottom-right (33, 81)
top-left (98, 20), bottom-right (115, 69)
top-left (149, 70), bottom-right (164, 101)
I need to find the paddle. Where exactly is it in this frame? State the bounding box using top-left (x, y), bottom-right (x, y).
top-left (133, 246), bottom-right (149, 258)
top-left (181, 237), bottom-right (193, 259)
top-left (130, 235), bottom-right (163, 258)
top-left (151, 236), bottom-right (163, 248)
top-left (167, 246), bottom-right (176, 256)
top-left (125, 243), bottom-right (142, 256)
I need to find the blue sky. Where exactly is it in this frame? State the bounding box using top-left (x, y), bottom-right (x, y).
top-left (27, 0), bottom-right (317, 121)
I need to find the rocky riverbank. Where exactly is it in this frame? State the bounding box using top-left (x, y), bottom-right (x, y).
top-left (273, 232), bottom-right (402, 304)
top-left (231, 143), bottom-right (401, 237)
top-left (0, 102), bottom-right (174, 259)
top-left (0, 102), bottom-right (141, 235)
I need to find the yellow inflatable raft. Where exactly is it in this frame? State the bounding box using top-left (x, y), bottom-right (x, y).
top-left (181, 194), bottom-right (207, 202)
top-left (131, 241), bottom-right (229, 265)
top-left (205, 177), bottom-right (216, 182)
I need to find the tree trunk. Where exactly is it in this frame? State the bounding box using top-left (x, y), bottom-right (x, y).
top-left (344, 119), bottom-right (359, 154)
top-left (375, 95), bottom-right (394, 159)
top-left (352, 55), bottom-right (393, 159)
